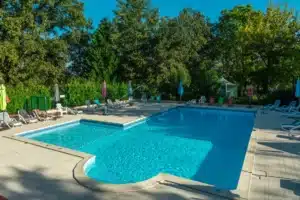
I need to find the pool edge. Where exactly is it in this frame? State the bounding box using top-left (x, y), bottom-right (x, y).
top-left (5, 105), bottom-right (257, 200)
top-left (73, 156), bottom-right (249, 200)
top-left (75, 106), bottom-right (256, 199)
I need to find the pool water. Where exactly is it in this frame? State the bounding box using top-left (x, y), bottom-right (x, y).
top-left (21, 107), bottom-right (255, 190)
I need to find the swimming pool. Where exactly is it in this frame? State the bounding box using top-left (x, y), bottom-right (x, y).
top-left (20, 107), bottom-right (255, 190)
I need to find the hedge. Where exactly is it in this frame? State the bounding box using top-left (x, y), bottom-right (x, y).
top-left (64, 79), bottom-right (128, 106)
top-left (6, 83), bottom-right (51, 113)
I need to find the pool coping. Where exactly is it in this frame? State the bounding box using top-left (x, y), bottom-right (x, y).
top-left (4, 105), bottom-right (258, 200)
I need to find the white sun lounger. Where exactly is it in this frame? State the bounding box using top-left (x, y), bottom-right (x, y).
top-left (281, 111), bottom-right (300, 118)
top-left (262, 100), bottom-right (281, 110)
top-left (0, 112), bottom-right (22, 128)
top-left (56, 103), bottom-right (82, 115)
top-left (107, 99), bottom-right (120, 108)
top-left (56, 103), bottom-right (68, 116)
top-left (281, 121), bottom-right (300, 131)
top-left (281, 120), bottom-right (300, 136)
top-left (199, 96), bottom-right (207, 104)
top-left (186, 99), bottom-right (196, 105)
top-left (289, 104), bottom-right (300, 113)
top-left (115, 99), bottom-right (127, 107)
top-left (275, 101), bottom-right (297, 112)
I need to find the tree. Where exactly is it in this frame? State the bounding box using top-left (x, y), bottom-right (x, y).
top-left (153, 9), bottom-right (212, 96)
top-left (112, 0), bottom-right (159, 84)
top-left (215, 5), bottom-right (260, 95)
top-left (0, 0), bottom-right (90, 85)
top-left (85, 18), bottom-right (119, 82)
top-left (243, 6), bottom-right (300, 94)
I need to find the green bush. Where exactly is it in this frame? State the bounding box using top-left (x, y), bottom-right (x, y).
top-left (65, 79), bottom-right (101, 106)
top-left (6, 82), bottom-right (51, 113)
top-left (107, 82), bottom-right (127, 100)
top-left (65, 79), bottom-right (128, 106)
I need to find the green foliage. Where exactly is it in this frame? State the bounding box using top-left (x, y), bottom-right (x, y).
top-left (6, 82), bottom-right (51, 113)
top-left (0, 0), bottom-right (90, 85)
top-left (65, 79), bottom-right (101, 106)
top-left (243, 6), bottom-right (300, 94)
top-left (1, 0), bottom-right (299, 105)
top-left (65, 79), bottom-right (128, 106)
top-left (216, 4), bottom-right (300, 97)
top-left (107, 82), bottom-right (128, 100)
top-left (112, 0), bottom-right (159, 83)
top-left (85, 19), bottom-right (119, 82)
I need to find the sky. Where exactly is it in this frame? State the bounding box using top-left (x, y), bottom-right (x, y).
top-left (83, 0), bottom-right (300, 27)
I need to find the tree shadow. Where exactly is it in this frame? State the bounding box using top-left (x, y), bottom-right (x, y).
top-left (0, 166), bottom-right (222, 200)
top-left (280, 179), bottom-right (300, 196)
top-left (158, 180), bottom-right (240, 200)
top-left (257, 141), bottom-right (300, 156)
top-left (254, 110), bottom-right (295, 131)
top-left (276, 134), bottom-right (300, 142)
top-left (0, 167), bottom-right (101, 200)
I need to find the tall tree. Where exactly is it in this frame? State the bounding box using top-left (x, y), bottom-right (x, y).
top-left (85, 19), bottom-right (119, 82)
top-left (216, 5), bottom-right (260, 95)
top-left (153, 9), bottom-right (212, 96)
top-left (243, 6), bottom-right (300, 93)
top-left (216, 5), bottom-right (300, 96)
top-left (112, 0), bottom-right (159, 84)
top-left (0, 0), bottom-right (90, 85)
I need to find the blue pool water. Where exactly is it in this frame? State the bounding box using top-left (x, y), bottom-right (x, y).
top-left (21, 107), bottom-right (255, 190)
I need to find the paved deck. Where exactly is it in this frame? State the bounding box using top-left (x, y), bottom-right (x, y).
top-left (0, 103), bottom-right (299, 199)
top-left (250, 111), bottom-right (300, 200)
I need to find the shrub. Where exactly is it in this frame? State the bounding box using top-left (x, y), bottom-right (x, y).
top-left (65, 79), bottom-right (128, 106)
top-left (65, 79), bottom-right (101, 106)
top-left (6, 82), bottom-right (51, 113)
top-left (107, 82), bottom-right (127, 100)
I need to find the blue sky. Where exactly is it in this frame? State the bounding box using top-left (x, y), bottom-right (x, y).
top-left (83, 0), bottom-right (300, 27)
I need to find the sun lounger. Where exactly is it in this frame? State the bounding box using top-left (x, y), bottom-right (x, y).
top-left (0, 112), bottom-right (22, 128)
top-left (115, 99), bottom-right (127, 107)
top-left (85, 100), bottom-right (95, 112)
top-left (32, 109), bottom-right (53, 121)
top-left (57, 103), bottom-right (82, 115)
top-left (263, 100), bottom-right (281, 110)
top-left (141, 94), bottom-right (147, 103)
top-left (281, 120), bottom-right (300, 131)
top-left (186, 99), bottom-right (196, 105)
top-left (68, 108), bottom-right (83, 115)
top-left (18, 109), bottom-right (38, 124)
top-left (281, 110), bottom-right (300, 118)
top-left (275, 101), bottom-right (297, 112)
top-left (56, 103), bottom-right (68, 116)
top-left (199, 96), bottom-right (206, 104)
top-left (107, 99), bottom-right (119, 108)
top-left (93, 99), bottom-right (102, 108)
top-left (289, 104), bottom-right (300, 113)
top-left (281, 120), bottom-right (300, 136)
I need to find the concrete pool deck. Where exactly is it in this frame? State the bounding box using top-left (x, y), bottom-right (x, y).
top-left (0, 103), bottom-right (299, 199)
